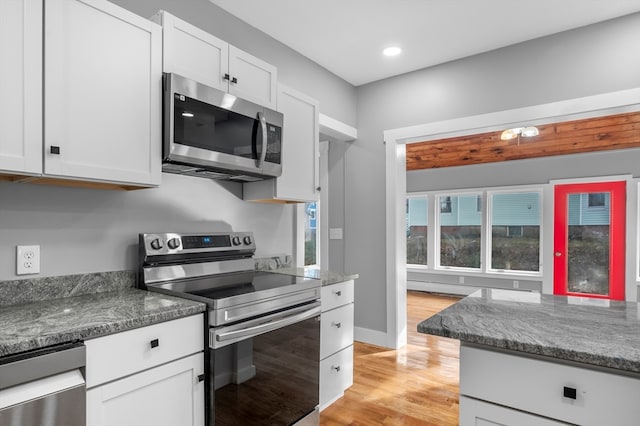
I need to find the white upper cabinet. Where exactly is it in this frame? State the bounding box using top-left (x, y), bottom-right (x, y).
top-left (153, 10), bottom-right (277, 109)
top-left (45, 0), bottom-right (162, 187)
top-left (0, 0), bottom-right (42, 176)
top-left (244, 84), bottom-right (320, 203)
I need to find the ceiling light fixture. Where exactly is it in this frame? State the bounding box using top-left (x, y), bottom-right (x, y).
top-left (500, 126), bottom-right (539, 141)
top-left (383, 46), bottom-right (402, 57)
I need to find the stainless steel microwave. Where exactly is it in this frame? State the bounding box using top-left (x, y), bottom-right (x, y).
top-left (162, 73), bottom-right (283, 181)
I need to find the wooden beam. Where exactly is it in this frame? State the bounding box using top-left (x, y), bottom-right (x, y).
top-left (406, 111), bottom-right (640, 170)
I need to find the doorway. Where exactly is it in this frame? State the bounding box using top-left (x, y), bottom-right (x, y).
top-left (553, 181), bottom-right (626, 300)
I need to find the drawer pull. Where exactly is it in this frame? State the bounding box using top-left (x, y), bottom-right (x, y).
top-left (197, 374), bottom-right (205, 383)
top-left (332, 321), bottom-right (342, 328)
top-left (334, 290), bottom-right (342, 296)
top-left (563, 386), bottom-right (577, 400)
top-left (331, 365), bottom-right (341, 372)
top-left (150, 338), bottom-right (159, 349)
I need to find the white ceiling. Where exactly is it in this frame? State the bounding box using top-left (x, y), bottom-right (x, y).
top-left (209, 0), bottom-right (640, 86)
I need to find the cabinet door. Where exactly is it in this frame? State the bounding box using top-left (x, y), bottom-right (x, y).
top-left (228, 45), bottom-right (277, 109)
top-left (460, 396), bottom-right (570, 426)
top-left (277, 84), bottom-right (319, 202)
top-left (0, 0), bottom-right (42, 175)
top-left (44, 0), bottom-right (161, 186)
top-left (87, 352), bottom-right (204, 426)
top-left (158, 11), bottom-right (229, 91)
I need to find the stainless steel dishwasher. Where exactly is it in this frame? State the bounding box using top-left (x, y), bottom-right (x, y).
top-left (0, 342), bottom-right (86, 426)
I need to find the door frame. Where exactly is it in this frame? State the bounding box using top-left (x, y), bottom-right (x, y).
top-left (384, 90), bottom-right (640, 349)
top-left (553, 181), bottom-right (626, 300)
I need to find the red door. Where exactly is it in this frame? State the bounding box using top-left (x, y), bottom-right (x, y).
top-left (553, 181), bottom-right (626, 300)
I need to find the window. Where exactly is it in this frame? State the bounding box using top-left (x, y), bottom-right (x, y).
top-left (440, 196), bottom-right (452, 213)
top-left (489, 191), bottom-right (541, 272)
top-left (438, 193), bottom-right (481, 269)
top-left (587, 192), bottom-right (606, 208)
top-left (406, 197), bottom-right (428, 265)
top-left (304, 202), bottom-right (318, 266)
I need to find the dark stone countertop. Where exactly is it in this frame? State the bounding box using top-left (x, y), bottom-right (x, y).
top-left (418, 288), bottom-right (640, 373)
top-left (254, 255), bottom-right (358, 285)
top-left (0, 272), bottom-right (206, 358)
top-left (266, 267), bottom-right (359, 286)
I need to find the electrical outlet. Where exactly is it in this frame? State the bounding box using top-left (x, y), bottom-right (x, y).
top-left (513, 280), bottom-right (520, 289)
top-left (459, 276), bottom-right (465, 284)
top-left (17, 245), bottom-right (40, 275)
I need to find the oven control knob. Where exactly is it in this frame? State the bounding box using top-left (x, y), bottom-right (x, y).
top-left (150, 238), bottom-right (164, 250)
top-left (243, 236), bottom-right (252, 245)
top-left (167, 238), bottom-right (181, 250)
top-left (232, 236), bottom-right (241, 246)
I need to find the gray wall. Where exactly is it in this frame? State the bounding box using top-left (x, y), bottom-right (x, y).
top-left (110, 0), bottom-right (357, 127)
top-left (349, 13), bottom-right (640, 333)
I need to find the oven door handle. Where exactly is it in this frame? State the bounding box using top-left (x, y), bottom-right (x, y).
top-left (216, 304), bottom-right (320, 343)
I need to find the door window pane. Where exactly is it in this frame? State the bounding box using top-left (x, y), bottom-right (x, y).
top-left (439, 194), bottom-right (481, 269)
top-left (490, 192), bottom-right (541, 272)
top-left (567, 193), bottom-right (610, 295)
top-left (406, 197), bottom-right (428, 265)
top-left (304, 202), bottom-right (317, 266)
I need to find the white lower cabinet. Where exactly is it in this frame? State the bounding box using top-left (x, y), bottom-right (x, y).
top-left (85, 314), bottom-right (205, 426)
top-left (87, 353), bottom-right (204, 426)
top-left (460, 396), bottom-right (570, 426)
top-left (460, 344), bottom-right (640, 426)
top-left (319, 280), bottom-right (355, 410)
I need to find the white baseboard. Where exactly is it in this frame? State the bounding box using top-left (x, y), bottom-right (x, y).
top-left (407, 280), bottom-right (478, 296)
top-left (354, 326), bottom-right (391, 348)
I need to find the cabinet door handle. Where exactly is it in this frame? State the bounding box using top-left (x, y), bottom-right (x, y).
top-left (50, 146), bottom-right (61, 155)
top-left (334, 290), bottom-right (342, 296)
top-left (332, 321), bottom-right (342, 328)
top-left (331, 365), bottom-right (341, 372)
top-left (223, 73), bottom-right (230, 81)
top-left (563, 386), bottom-right (577, 400)
top-left (150, 338), bottom-right (159, 349)
top-left (197, 374), bottom-right (205, 383)
top-left (231, 77), bottom-right (238, 84)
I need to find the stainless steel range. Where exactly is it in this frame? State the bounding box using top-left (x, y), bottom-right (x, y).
top-left (138, 232), bottom-right (321, 426)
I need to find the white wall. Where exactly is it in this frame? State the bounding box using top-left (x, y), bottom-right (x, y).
top-left (349, 13), bottom-right (640, 335)
top-left (0, 175), bottom-right (295, 280)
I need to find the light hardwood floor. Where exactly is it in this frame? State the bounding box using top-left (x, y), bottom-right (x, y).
top-left (320, 291), bottom-right (462, 426)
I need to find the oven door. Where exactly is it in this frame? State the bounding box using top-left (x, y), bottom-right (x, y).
top-left (211, 302), bottom-right (320, 425)
top-left (164, 72), bottom-right (283, 177)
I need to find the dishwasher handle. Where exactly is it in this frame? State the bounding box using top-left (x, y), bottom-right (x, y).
top-left (213, 303), bottom-right (320, 347)
top-left (0, 342), bottom-right (85, 391)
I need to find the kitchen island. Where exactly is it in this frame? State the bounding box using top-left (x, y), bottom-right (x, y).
top-left (419, 289), bottom-right (640, 425)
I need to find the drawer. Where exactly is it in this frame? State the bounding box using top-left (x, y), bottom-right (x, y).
top-left (85, 314), bottom-right (204, 388)
top-left (460, 345), bottom-right (640, 426)
top-left (321, 280), bottom-right (354, 312)
top-left (320, 345), bottom-right (353, 410)
top-left (320, 303), bottom-right (354, 359)
top-left (460, 396), bottom-right (570, 426)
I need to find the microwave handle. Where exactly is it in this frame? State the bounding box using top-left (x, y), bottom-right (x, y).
top-left (257, 112), bottom-right (267, 169)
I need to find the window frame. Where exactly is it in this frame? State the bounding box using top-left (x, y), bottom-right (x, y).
top-left (406, 184), bottom-right (545, 279)
top-left (486, 188), bottom-right (544, 277)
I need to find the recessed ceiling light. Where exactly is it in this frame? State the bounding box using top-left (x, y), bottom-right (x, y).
top-left (383, 46), bottom-right (402, 57)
